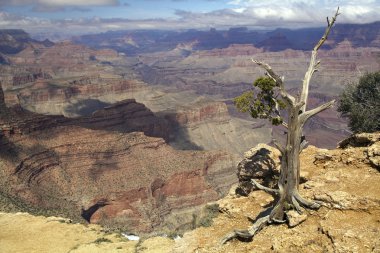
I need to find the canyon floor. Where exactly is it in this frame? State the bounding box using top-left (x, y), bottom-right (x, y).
top-left (1, 133), bottom-right (379, 253)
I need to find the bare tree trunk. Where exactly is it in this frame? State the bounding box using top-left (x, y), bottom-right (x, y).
top-left (221, 8), bottom-right (340, 244)
top-left (271, 106), bottom-right (302, 221)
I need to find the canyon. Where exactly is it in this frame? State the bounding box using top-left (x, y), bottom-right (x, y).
top-left (0, 84), bottom-right (240, 234)
top-left (0, 22), bottom-right (379, 237)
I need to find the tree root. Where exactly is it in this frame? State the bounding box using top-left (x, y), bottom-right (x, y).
top-left (294, 191), bottom-right (321, 209)
top-left (220, 215), bottom-right (270, 245)
top-left (221, 192), bottom-right (322, 244)
top-left (251, 179), bottom-right (279, 195)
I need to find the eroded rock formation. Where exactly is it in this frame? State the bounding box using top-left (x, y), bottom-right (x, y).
top-left (0, 88), bottom-right (240, 234)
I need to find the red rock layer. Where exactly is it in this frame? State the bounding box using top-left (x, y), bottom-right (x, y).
top-left (0, 87), bottom-right (238, 233)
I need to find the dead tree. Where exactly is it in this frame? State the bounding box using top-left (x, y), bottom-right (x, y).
top-left (222, 8), bottom-right (340, 244)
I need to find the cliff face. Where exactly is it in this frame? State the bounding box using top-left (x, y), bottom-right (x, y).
top-left (138, 40), bottom-right (380, 148)
top-left (0, 30), bottom-right (34, 54)
top-left (163, 100), bottom-right (229, 127)
top-left (3, 128), bottom-right (237, 233)
top-left (0, 97), bottom-right (239, 234)
top-left (0, 85), bottom-right (6, 113)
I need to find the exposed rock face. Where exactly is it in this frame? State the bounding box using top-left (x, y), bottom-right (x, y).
top-left (0, 29), bottom-right (33, 54)
top-left (0, 96), bottom-right (167, 140)
top-left (137, 39), bottom-right (380, 148)
top-left (6, 28), bottom-right (379, 150)
top-left (194, 44), bottom-right (263, 57)
top-left (77, 99), bottom-right (170, 140)
top-left (1, 128), bottom-right (238, 233)
top-left (163, 99), bottom-right (229, 127)
top-left (338, 132), bottom-right (380, 148)
top-left (12, 70), bottom-right (52, 87)
top-left (0, 84), bottom-right (6, 113)
top-left (236, 144), bottom-right (281, 196)
top-left (72, 22), bottom-right (380, 55)
top-left (338, 132), bottom-right (380, 170)
top-left (0, 100), bottom-right (240, 234)
top-left (8, 41), bottom-right (119, 68)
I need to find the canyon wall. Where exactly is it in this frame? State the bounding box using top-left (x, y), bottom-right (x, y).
top-left (0, 86), bottom-right (240, 233)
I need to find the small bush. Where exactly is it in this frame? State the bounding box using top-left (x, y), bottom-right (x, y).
top-left (198, 203), bottom-right (220, 228)
top-left (338, 71), bottom-right (380, 133)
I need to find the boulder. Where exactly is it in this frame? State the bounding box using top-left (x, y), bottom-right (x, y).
top-left (338, 132), bottom-right (380, 148)
top-left (367, 142), bottom-right (380, 169)
top-left (339, 132), bottom-right (380, 170)
top-left (236, 144), bottom-right (281, 196)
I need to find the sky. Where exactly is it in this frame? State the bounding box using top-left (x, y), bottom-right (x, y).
top-left (0, 0), bottom-right (379, 37)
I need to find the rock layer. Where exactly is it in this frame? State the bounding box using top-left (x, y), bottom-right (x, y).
top-left (0, 91), bottom-right (240, 233)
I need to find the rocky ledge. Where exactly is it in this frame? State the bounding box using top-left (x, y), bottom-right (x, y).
top-left (173, 132), bottom-right (380, 252)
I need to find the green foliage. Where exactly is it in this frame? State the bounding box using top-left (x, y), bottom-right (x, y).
top-left (234, 91), bottom-right (254, 113)
top-left (234, 76), bottom-right (286, 125)
top-left (338, 71), bottom-right (380, 133)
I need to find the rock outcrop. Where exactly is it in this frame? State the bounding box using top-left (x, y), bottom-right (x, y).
top-left (338, 132), bottom-right (380, 170)
top-left (236, 144), bottom-right (281, 196)
top-left (172, 132), bottom-right (380, 252)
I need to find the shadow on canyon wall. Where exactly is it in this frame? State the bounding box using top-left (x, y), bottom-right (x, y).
top-left (64, 99), bottom-right (112, 117)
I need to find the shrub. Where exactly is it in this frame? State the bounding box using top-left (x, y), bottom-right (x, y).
top-left (338, 71), bottom-right (380, 133)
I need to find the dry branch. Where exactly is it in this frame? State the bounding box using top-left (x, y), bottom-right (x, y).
top-left (300, 99), bottom-right (335, 125)
top-left (300, 7), bottom-right (340, 112)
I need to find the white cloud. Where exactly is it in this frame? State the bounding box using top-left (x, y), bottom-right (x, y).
top-left (226, 0), bottom-right (380, 25)
top-left (0, 0), bottom-right (379, 38)
top-left (0, 0), bottom-right (119, 6)
top-left (38, 0), bottom-right (119, 6)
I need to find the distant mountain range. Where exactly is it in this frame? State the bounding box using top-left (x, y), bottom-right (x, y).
top-left (71, 22), bottom-right (380, 55)
top-left (1, 22), bottom-right (379, 57)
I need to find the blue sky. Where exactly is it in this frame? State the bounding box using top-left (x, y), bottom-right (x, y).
top-left (0, 0), bottom-right (379, 37)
